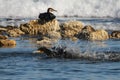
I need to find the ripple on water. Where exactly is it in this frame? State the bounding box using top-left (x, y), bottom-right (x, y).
top-left (0, 18), bottom-right (120, 80)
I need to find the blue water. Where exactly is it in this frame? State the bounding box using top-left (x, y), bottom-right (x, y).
top-left (0, 18), bottom-right (120, 80)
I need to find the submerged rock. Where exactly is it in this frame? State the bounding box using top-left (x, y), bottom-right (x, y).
top-left (77, 25), bottom-right (109, 41)
top-left (0, 39), bottom-right (16, 47)
top-left (60, 21), bottom-right (83, 39)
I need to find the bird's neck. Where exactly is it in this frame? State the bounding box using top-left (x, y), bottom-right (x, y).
top-left (47, 10), bottom-right (50, 13)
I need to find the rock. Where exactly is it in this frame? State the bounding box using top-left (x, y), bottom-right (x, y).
top-left (7, 28), bottom-right (25, 37)
top-left (0, 35), bottom-right (8, 39)
top-left (77, 25), bottom-right (109, 41)
top-left (77, 25), bottom-right (95, 40)
top-left (60, 21), bottom-right (83, 38)
top-left (20, 19), bottom-right (61, 48)
top-left (37, 36), bottom-right (59, 48)
top-left (0, 39), bottom-right (16, 47)
top-left (0, 25), bottom-right (24, 37)
top-left (0, 27), bottom-right (7, 35)
top-left (20, 19), bottom-right (60, 35)
top-left (0, 27), bottom-right (7, 31)
top-left (37, 38), bottom-right (53, 48)
top-left (81, 25), bottom-right (96, 33)
top-left (89, 29), bottom-right (109, 41)
top-left (46, 31), bottom-right (61, 39)
top-left (110, 31), bottom-right (120, 39)
top-left (36, 30), bottom-right (61, 48)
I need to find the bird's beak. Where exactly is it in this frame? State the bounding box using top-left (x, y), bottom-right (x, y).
top-left (33, 50), bottom-right (44, 54)
top-left (53, 9), bottom-right (57, 12)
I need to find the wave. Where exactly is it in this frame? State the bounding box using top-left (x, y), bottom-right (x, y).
top-left (0, 0), bottom-right (120, 18)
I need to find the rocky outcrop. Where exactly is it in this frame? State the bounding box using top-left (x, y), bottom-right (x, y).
top-left (0, 27), bottom-right (7, 32)
top-left (37, 37), bottom-right (55, 48)
top-left (20, 19), bottom-right (60, 36)
top-left (0, 39), bottom-right (16, 47)
top-left (77, 25), bottom-right (109, 41)
top-left (89, 29), bottom-right (109, 41)
top-left (0, 26), bottom-right (17, 47)
top-left (110, 31), bottom-right (120, 39)
top-left (0, 27), bottom-right (7, 35)
top-left (0, 25), bottom-right (24, 37)
top-left (0, 35), bottom-right (8, 39)
top-left (37, 31), bottom-right (61, 48)
top-left (7, 28), bottom-right (25, 37)
top-left (20, 19), bottom-right (61, 47)
top-left (60, 21), bottom-right (83, 39)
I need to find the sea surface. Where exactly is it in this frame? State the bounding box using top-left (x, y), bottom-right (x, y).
top-left (0, 17), bottom-right (120, 80)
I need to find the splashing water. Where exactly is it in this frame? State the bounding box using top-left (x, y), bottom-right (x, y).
top-left (51, 40), bottom-right (120, 61)
top-left (0, 0), bottom-right (120, 18)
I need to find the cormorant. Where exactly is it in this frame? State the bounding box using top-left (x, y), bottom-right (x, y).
top-left (36, 46), bottom-right (79, 59)
top-left (38, 8), bottom-right (57, 23)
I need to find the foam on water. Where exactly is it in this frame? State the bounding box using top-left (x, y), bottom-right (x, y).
top-left (0, 0), bottom-right (120, 18)
top-left (51, 40), bottom-right (120, 61)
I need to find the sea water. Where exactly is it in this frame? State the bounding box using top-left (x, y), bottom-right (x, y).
top-left (0, 17), bottom-right (120, 80)
top-left (0, 0), bottom-right (120, 80)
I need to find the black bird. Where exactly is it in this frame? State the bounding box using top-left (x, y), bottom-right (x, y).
top-left (38, 8), bottom-right (57, 23)
top-left (36, 46), bottom-right (80, 59)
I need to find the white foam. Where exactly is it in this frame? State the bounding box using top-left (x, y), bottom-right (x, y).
top-left (52, 40), bottom-right (120, 61)
top-left (0, 0), bottom-right (120, 18)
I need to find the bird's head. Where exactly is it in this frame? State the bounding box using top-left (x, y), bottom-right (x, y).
top-left (47, 8), bottom-right (57, 13)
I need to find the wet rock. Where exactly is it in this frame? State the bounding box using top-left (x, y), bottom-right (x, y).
top-left (6, 25), bottom-right (18, 30)
top-left (20, 19), bottom-right (62, 48)
top-left (0, 25), bottom-right (24, 37)
top-left (81, 25), bottom-right (96, 33)
top-left (45, 31), bottom-right (61, 39)
top-left (37, 32), bottom-right (61, 47)
top-left (0, 39), bottom-right (16, 47)
top-left (0, 35), bottom-right (8, 39)
top-left (7, 28), bottom-right (25, 37)
top-left (0, 27), bottom-right (7, 31)
top-left (60, 21), bottom-right (83, 39)
top-left (20, 19), bottom-right (61, 48)
top-left (37, 37), bottom-right (53, 48)
top-left (89, 29), bottom-right (109, 41)
top-left (110, 31), bottom-right (120, 39)
top-left (20, 19), bottom-right (60, 36)
top-left (77, 25), bottom-right (109, 41)
top-left (0, 27), bottom-right (7, 35)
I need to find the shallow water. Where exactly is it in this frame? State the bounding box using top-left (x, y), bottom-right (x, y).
top-left (0, 18), bottom-right (120, 80)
